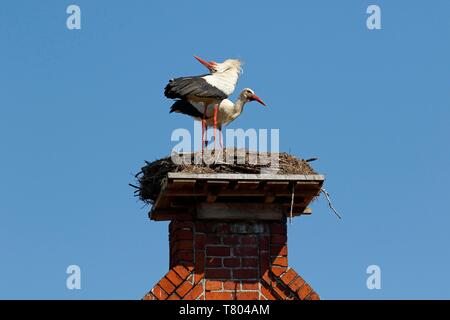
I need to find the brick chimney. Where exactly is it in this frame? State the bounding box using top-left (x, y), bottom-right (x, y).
top-left (143, 172), bottom-right (323, 300)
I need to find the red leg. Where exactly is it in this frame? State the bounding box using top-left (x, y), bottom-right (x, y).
top-left (201, 119), bottom-right (205, 156)
top-left (213, 104), bottom-right (218, 150)
top-left (202, 104), bottom-right (208, 156)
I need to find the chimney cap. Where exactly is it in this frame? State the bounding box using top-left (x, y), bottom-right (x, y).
top-left (150, 172), bottom-right (324, 221)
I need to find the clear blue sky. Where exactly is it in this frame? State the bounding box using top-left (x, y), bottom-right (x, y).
top-left (1, 0), bottom-right (449, 299)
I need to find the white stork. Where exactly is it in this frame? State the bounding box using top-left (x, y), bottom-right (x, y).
top-left (170, 88), bottom-right (266, 147)
top-left (164, 56), bottom-right (242, 151)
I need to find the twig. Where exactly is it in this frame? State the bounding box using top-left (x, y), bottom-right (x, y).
top-left (129, 183), bottom-right (140, 189)
top-left (305, 157), bottom-right (319, 162)
top-left (321, 188), bottom-right (342, 219)
top-left (135, 171), bottom-right (143, 178)
top-left (289, 184), bottom-right (295, 224)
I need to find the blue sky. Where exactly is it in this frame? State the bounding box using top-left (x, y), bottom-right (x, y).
top-left (1, 0), bottom-right (449, 299)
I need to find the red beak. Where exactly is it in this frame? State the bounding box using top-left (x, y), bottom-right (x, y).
top-left (194, 56), bottom-right (216, 71)
top-left (251, 94), bottom-right (267, 106)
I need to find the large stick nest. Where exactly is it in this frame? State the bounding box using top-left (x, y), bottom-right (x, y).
top-left (132, 149), bottom-right (317, 205)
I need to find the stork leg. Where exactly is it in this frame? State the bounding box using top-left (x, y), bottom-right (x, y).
top-left (213, 104), bottom-right (218, 150)
top-left (219, 125), bottom-right (223, 149)
top-left (202, 104), bottom-right (208, 156)
top-left (201, 119), bottom-right (205, 155)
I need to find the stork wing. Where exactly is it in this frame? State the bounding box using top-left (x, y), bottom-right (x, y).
top-left (169, 99), bottom-right (209, 119)
top-left (164, 75), bottom-right (228, 100)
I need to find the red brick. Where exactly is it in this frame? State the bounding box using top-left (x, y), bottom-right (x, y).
top-left (195, 251), bottom-right (205, 274)
top-left (305, 292), bottom-right (320, 300)
top-left (172, 213), bottom-right (193, 220)
top-left (174, 230), bottom-right (193, 240)
top-left (260, 283), bottom-right (278, 300)
top-left (166, 270), bottom-right (183, 287)
top-left (223, 235), bottom-right (240, 245)
top-left (271, 282), bottom-right (289, 299)
top-left (173, 265), bottom-right (190, 279)
top-left (289, 276), bottom-right (305, 292)
top-left (205, 268), bottom-right (231, 279)
top-left (206, 246), bottom-right (230, 256)
top-left (242, 258), bottom-right (257, 268)
top-left (271, 266), bottom-right (286, 277)
top-left (259, 236), bottom-right (270, 250)
top-left (206, 234), bottom-right (221, 244)
top-left (223, 258), bottom-right (240, 267)
top-left (174, 240), bottom-right (193, 251)
top-left (205, 292), bottom-right (233, 300)
top-left (203, 223), bottom-right (216, 233)
top-left (241, 281), bottom-right (259, 290)
top-left (261, 271), bottom-right (272, 286)
top-left (213, 223), bottom-right (230, 234)
top-left (176, 280), bottom-right (193, 298)
top-left (175, 251), bottom-right (193, 262)
top-left (194, 271), bottom-right (204, 284)
top-left (185, 282), bottom-right (204, 300)
top-left (186, 265), bottom-right (194, 273)
top-left (241, 236), bottom-right (257, 246)
top-left (171, 221), bottom-right (193, 231)
top-left (151, 285), bottom-right (168, 300)
top-left (271, 234), bottom-right (287, 245)
top-left (167, 292), bottom-right (181, 300)
top-left (224, 281), bottom-right (239, 290)
top-left (205, 280), bottom-right (223, 291)
top-left (143, 293), bottom-right (155, 300)
top-left (206, 257), bottom-right (222, 267)
top-left (271, 245), bottom-right (288, 256)
top-left (159, 277), bottom-right (175, 293)
top-left (270, 223), bottom-right (286, 234)
top-left (149, 220), bottom-right (321, 301)
top-left (272, 256), bottom-right (288, 267)
top-left (232, 269), bottom-right (258, 279)
top-left (194, 234), bottom-right (206, 249)
top-left (297, 283), bottom-right (312, 299)
top-left (234, 247), bottom-right (258, 256)
top-left (280, 268), bottom-right (297, 286)
top-left (195, 222), bottom-right (207, 232)
top-left (259, 251), bottom-right (270, 275)
top-left (236, 292), bottom-right (259, 300)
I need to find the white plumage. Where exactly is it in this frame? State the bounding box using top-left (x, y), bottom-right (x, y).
top-left (201, 59), bottom-right (242, 97)
top-left (170, 87), bottom-right (267, 148)
top-left (165, 56), bottom-right (244, 150)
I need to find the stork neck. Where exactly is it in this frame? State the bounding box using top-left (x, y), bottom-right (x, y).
top-left (234, 96), bottom-right (247, 114)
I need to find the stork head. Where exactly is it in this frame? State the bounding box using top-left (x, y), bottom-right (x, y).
top-left (194, 56), bottom-right (218, 72)
top-left (240, 88), bottom-right (266, 106)
top-left (194, 56), bottom-right (242, 74)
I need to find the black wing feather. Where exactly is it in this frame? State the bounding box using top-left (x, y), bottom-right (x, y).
top-left (169, 99), bottom-right (209, 119)
top-left (164, 76), bottom-right (227, 100)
